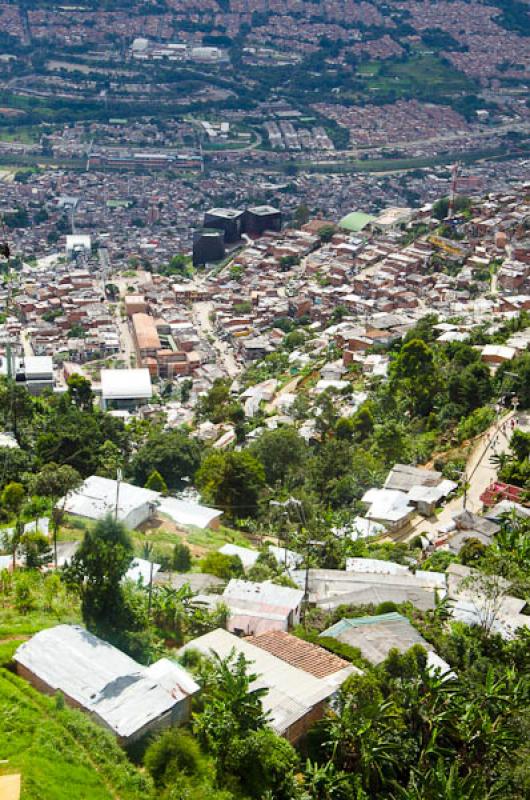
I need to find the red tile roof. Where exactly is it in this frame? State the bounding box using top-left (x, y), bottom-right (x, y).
top-left (246, 630), bottom-right (349, 678)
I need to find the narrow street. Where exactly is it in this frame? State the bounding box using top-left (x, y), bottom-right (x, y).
top-left (192, 298), bottom-right (239, 379)
top-left (398, 411), bottom-right (529, 542)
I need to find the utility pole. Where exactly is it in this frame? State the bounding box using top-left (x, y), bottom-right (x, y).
top-left (115, 468), bottom-right (122, 521)
top-left (143, 542), bottom-right (154, 619)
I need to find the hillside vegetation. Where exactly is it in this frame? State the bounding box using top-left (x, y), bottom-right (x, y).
top-left (0, 668), bottom-right (154, 800)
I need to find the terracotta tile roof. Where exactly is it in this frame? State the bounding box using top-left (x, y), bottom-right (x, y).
top-left (246, 630), bottom-right (349, 678)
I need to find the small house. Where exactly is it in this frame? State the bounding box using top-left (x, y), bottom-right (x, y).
top-left (14, 625), bottom-right (199, 745)
top-left (179, 628), bottom-right (357, 743)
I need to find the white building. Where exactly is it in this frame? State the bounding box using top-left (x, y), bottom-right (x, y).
top-left (100, 368), bottom-right (152, 411)
top-left (0, 355), bottom-right (55, 395)
top-left (222, 579), bottom-right (304, 635)
top-left (62, 475), bottom-right (160, 529)
top-left (65, 235), bottom-right (91, 258)
top-left (180, 628), bottom-right (356, 742)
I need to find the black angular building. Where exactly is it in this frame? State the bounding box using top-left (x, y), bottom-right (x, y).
top-left (203, 207), bottom-right (245, 243)
top-left (243, 205), bottom-right (282, 237)
top-left (192, 228), bottom-right (225, 267)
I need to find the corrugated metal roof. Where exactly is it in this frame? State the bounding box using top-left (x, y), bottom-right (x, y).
top-left (158, 497), bottom-right (222, 529)
top-left (15, 625), bottom-right (199, 740)
top-left (179, 629), bottom-right (357, 735)
top-left (224, 579), bottom-right (304, 610)
top-left (219, 543), bottom-right (259, 568)
top-left (63, 475), bottom-right (159, 525)
top-left (384, 463), bottom-right (442, 492)
top-left (322, 614), bottom-right (454, 676)
top-left (291, 568), bottom-right (443, 612)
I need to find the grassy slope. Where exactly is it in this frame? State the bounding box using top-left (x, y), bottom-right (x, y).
top-left (0, 668), bottom-right (154, 800)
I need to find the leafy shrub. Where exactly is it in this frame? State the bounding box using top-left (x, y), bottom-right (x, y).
top-left (144, 729), bottom-right (206, 788)
top-left (225, 728), bottom-right (298, 800)
top-left (375, 601), bottom-right (398, 615)
top-left (200, 552), bottom-right (243, 580)
top-left (172, 542), bottom-right (192, 573)
top-left (456, 406), bottom-right (495, 443)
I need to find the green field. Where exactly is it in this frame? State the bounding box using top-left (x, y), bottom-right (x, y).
top-left (0, 668), bottom-right (154, 800)
top-left (57, 514), bottom-right (256, 567)
top-left (365, 54), bottom-right (475, 99)
top-left (0, 569), bottom-right (153, 799)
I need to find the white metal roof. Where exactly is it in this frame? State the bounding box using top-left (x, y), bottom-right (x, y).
top-left (158, 497), bottom-right (222, 529)
top-left (100, 368), bottom-right (152, 401)
top-left (224, 579), bottom-right (304, 611)
top-left (481, 344), bottom-right (516, 360)
top-left (126, 557), bottom-right (161, 585)
top-left (15, 625), bottom-right (199, 739)
top-left (24, 356), bottom-right (54, 378)
top-left (179, 628), bottom-right (355, 735)
top-left (219, 543), bottom-right (259, 568)
top-left (345, 558), bottom-right (409, 575)
top-left (63, 475), bottom-right (160, 525)
top-left (268, 545), bottom-right (303, 570)
top-left (362, 488), bottom-right (414, 522)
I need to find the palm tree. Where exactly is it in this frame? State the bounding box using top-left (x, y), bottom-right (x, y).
top-left (391, 760), bottom-right (490, 800)
top-left (151, 584), bottom-right (193, 644)
top-left (303, 759), bottom-right (352, 800)
top-left (323, 694), bottom-right (402, 794)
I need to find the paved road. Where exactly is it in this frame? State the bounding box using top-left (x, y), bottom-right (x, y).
top-left (400, 411), bottom-right (528, 542)
top-left (192, 297), bottom-right (239, 378)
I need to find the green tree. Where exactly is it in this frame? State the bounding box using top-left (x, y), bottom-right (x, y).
top-left (250, 426), bottom-right (308, 486)
top-left (200, 551), bottom-right (244, 580)
top-left (193, 650), bottom-right (269, 777)
top-left (64, 514), bottom-right (134, 634)
top-left (0, 379), bottom-right (34, 439)
top-left (392, 338), bottom-right (438, 417)
top-left (20, 530), bottom-right (52, 569)
top-left (144, 728), bottom-right (206, 789)
top-left (66, 373), bottom-right (94, 411)
top-left (226, 728), bottom-right (298, 800)
top-left (318, 224), bottom-right (337, 243)
top-left (459, 537), bottom-right (487, 565)
top-left (196, 451), bottom-right (265, 519)
top-left (131, 430), bottom-right (202, 490)
top-left (1, 481), bottom-right (25, 570)
top-left (96, 440), bottom-right (124, 479)
top-left (173, 542), bottom-right (192, 572)
top-left (145, 469), bottom-right (168, 494)
top-left (36, 398), bottom-right (128, 476)
top-left (294, 203), bottom-right (310, 227)
top-left (196, 379), bottom-right (232, 423)
top-left (29, 463), bottom-right (82, 569)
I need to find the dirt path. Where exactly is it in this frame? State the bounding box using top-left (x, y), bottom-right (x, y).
top-left (265, 376), bottom-right (301, 412)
